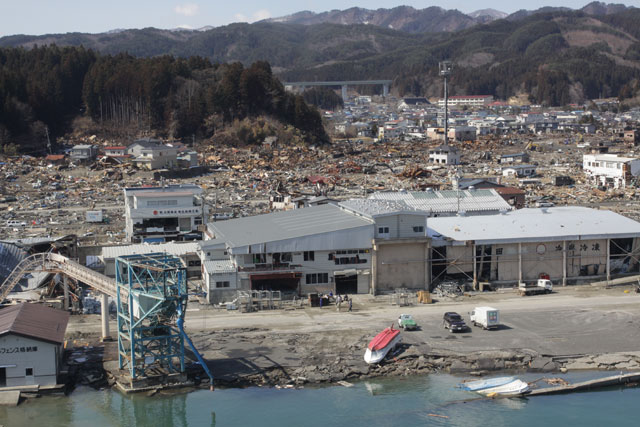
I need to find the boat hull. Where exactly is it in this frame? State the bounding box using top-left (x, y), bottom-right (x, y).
top-left (364, 333), bottom-right (401, 364)
top-left (458, 376), bottom-right (515, 391)
top-left (477, 379), bottom-right (530, 397)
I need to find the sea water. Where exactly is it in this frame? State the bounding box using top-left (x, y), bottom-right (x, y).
top-left (1, 371), bottom-right (638, 426)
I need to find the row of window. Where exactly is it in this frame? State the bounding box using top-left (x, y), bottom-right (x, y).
top-left (215, 281), bottom-right (230, 288)
top-left (378, 226), bottom-right (424, 234)
top-left (587, 161), bottom-right (622, 169)
top-left (251, 250), bottom-right (368, 264)
top-left (334, 257), bottom-right (367, 265)
top-left (306, 273), bottom-right (329, 284)
top-left (147, 200), bottom-right (178, 207)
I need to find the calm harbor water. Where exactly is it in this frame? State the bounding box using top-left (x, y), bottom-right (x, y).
top-left (1, 371), bottom-right (638, 427)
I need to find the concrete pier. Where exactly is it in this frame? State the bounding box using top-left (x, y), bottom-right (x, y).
top-left (100, 293), bottom-right (111, 341)
top-left (528, 372), bottom-right (640, 396)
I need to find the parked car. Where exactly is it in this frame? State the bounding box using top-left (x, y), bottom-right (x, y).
top-left (398, 313), bottom-right (418, 330)
top-left (443, 312), bottom-right (467, 332)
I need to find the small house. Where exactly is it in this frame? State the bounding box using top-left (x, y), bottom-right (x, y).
top-left (70, 144), bottom-right (98, 162)
top-left (0, 303), bottom-right (69, 387)
top-left (502, 164), bottom-right (537, 178)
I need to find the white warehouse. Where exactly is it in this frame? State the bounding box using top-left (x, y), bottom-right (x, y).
top-left (204, 204), bottom-right (374, 303)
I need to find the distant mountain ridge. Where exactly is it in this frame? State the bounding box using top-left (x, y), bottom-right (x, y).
top-left (1, 2), bottom-right (639, 106)
top-left (263, 6), bottom-right (479, 33)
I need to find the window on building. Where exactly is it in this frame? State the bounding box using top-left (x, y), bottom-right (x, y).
top-left (495, 248), bottom-right (503, 255)
top-left (378, 226), bottom-right (390, 234)
top-left (188, 260), bottom-right (201, 267)
top-left (281, 252), bottom-right (292, 262)
top-left (334, 255), bottom-right (367, 265)
top-left (413, 226), bottom-right (424, 233)
top-left (306, 273), bottom-right (329, 284)
top-left (216, 281), bottom-right (230, 288)
top-left (25, 368), bottom-right (33, 376)
top-left (146, 200), bottom-right (178, 207)
top-left (252, 254), bottom-right (266, 264)
top-left (304, 251), bottom-right (315, 261)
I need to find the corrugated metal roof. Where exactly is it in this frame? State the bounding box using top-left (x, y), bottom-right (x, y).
top-left (203, 260), bottom-right (236, 274)
top-left (339, 199), bottom-right (422, 218)
top-left (101, 242), bottom-right (200, 259)
top-left (198, 239), bottom-right (226, 250)
top-left (369, 189), bottom-right (510, 213)
top-left (0, 303), bottom-right (69, 344)
top-left (428, 207), bottom-right (640, 244)
top-left (208, 204), bottom-right (373, 249)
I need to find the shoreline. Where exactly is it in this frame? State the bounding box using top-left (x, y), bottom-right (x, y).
top-left (58, 283), bottom-right (640, 393)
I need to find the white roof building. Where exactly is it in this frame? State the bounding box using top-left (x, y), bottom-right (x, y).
top-left (583, 154), bottom-right (640, 189)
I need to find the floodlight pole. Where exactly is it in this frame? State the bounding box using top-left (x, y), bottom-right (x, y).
top-left (439, 61), bottom-right (452, 145)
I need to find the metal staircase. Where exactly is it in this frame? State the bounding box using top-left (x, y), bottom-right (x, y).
top-left (0, 252), bottom-right (116, 302)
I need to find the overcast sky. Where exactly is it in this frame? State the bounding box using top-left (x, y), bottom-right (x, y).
top-left (1, 1), bottom-right (637, 37)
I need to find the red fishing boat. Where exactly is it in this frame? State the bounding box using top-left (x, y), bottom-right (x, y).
top-left (364, 325), bottom-right (401, 364)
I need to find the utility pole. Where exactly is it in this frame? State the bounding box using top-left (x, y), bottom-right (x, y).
top-left (439, 61), bottom-right (452, 145)
top-left (45, 126), bottom-right (52, 154)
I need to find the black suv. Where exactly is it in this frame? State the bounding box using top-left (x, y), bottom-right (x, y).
top-left (443, 312), bottom-right (467, 332)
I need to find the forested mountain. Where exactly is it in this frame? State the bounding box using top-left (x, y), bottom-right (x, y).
top-left (0, 47), bottom-right (327, 154)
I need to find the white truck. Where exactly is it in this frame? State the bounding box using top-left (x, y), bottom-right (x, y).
top-left (518, 279), bottom-right (553, 296)
top-left (470, 307), bottom-right (500, 330)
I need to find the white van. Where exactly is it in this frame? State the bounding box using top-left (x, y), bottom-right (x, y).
top-left (470, 307), bottom-right (501, 330)
top-left (6, 220), bottom-right (26, 227)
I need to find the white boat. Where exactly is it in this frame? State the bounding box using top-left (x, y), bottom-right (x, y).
top-left (364, 327), bottom-right (402, 364)
top-left (458, 376), bottom-right (515, 391)
top-left (477, 379), bottom-right (531, 397)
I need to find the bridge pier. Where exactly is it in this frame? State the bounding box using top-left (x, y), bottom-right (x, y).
top-left (383, 83), bottom-right (389, 98)
top-left (101, 293), bottom-right (112, 341)
top-left (341, 85), bottom-right (348, 102)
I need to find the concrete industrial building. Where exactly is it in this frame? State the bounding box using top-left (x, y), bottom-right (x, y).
top-left (339, 199), bottom-right (431, 294)
top-left (123, 184), bottom-right (206, 243)
top-left (0, 303), bottom-right (69, 387)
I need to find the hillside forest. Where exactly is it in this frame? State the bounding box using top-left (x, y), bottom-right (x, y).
top-left (0, 46), bottom-right (328, 154)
